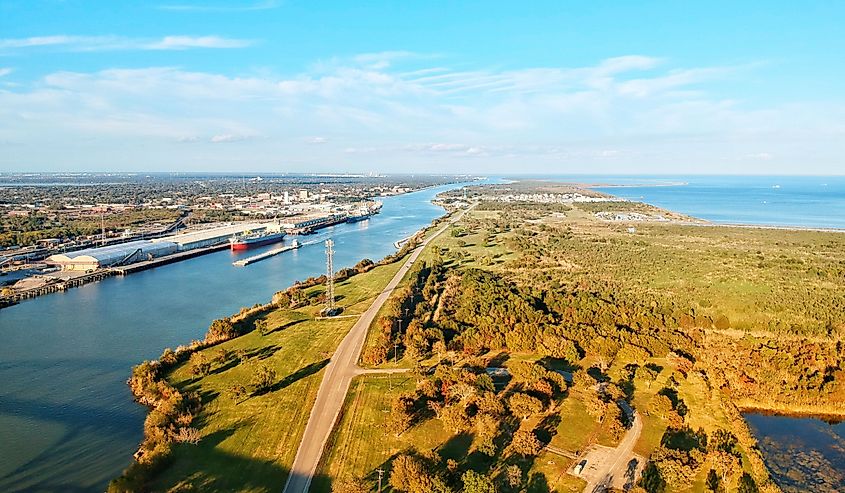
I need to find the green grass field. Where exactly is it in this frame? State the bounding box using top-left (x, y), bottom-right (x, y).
top-left (148, 260), bottom-right (404, 492)
top-left (312, 375), bottom-right (454, 492)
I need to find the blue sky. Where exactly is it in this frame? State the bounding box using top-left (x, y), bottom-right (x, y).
top-left (1, 1), bottom-right (843, 174)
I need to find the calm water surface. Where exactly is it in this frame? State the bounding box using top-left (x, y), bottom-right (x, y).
top-left (0, 183), bottom-right (466, 492)
top-left (744, 413), bottom-right (845, 492)
top-left (510, 174), bottom-right (845, 229)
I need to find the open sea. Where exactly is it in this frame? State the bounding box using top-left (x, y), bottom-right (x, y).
top-left (512, 175), bottom-right (845, 230)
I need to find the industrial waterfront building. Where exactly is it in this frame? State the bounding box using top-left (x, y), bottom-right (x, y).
top-left (46, 240), bottom-right (178, 271)
top-left (47, 222), bottom-right (270, 271)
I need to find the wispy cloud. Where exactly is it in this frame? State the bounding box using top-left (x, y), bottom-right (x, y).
top-left (2, 53), bottom-right (839, 172)
top-left (0, 35), bottom-right (253, 52)
top-left (0, 67), bottom-right (13, 77)
top-left (157, 0), bottom-right (280, 12)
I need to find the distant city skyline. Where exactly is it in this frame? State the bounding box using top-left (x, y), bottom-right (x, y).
top-left (1, 1), bottom-right (843, 174)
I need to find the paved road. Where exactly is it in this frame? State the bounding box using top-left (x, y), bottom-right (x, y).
top-left (282, 207), bottom-right (470, 493)
top-left (581, 401), bottom-right (643, 493)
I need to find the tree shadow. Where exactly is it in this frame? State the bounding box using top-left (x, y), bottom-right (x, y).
top-left (244, 344), bottom-right (283, 361)
top-left (527, 471), bottom-right (551, 493)
top-left (488, 351), bottom-right (510, 367)
top-left (264, 318), bottom-right (306, 336)
top-left (535, 413), bottom-right (561, 444)
top-left (145, 422), bottom-right (331, 493)
top-left (266, 358), bottom-right (330, 394)
top-left (438, 432), bottom-right (474, 463)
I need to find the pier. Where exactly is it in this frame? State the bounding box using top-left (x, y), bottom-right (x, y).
top-left (233, 240), bottom-right (310, 266)
top-left (113, 243), bottom-right (230, 275)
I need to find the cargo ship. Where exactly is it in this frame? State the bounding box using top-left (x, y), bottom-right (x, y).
top-left (229, 230), bottom-right (286, 250)
top-left (346, 201), bottom-right (383, 223)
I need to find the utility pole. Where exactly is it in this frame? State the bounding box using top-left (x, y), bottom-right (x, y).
top-left (324, 239), bottom-right (336, 315)
top-left (377, 468), bottom-right (384, 492)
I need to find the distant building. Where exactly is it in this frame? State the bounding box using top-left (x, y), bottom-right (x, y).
top-left (299, 189), bottom-right (309, 200)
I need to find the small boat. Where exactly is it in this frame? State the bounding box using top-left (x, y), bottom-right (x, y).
top-left (229, 230), bottom-right (286, 250)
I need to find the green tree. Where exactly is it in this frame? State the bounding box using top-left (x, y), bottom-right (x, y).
top-left (250, 363), bottom-right (276, 394)
top-left (462, 470), bottom-right (496, 493)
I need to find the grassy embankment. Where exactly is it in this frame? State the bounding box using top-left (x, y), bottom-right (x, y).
top-left (146, 259), bottom-right (405, 492)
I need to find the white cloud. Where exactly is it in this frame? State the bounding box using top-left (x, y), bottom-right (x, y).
top-left (210, 133), bottom-right (253, 143)
top-left (0, 35), bottom-right (253, 52)
top-left (0, 68), bottom-right (13, 77)
top-left (2, 53), bottom-right (842, 173)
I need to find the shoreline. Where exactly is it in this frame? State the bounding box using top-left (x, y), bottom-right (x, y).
top-left (739, 403), bottom-right (845, 422)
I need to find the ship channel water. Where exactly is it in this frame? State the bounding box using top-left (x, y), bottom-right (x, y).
top-left (0, 183), bottom-right (467, 492)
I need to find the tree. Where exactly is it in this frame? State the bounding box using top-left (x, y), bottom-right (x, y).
top-left (638, 462), bottom-right (666, 493)
top-left (708, 429), bottom-right (737, 454)
top-left (709, 450), bottom-right (741, 490)
top-left (508, 392), bottom-right (543, 420)
top-left (159, 347), bottom-right (178, 367)
top-left (206, 318), bottom-right (237, 342)
top-left (705, 469), bottom-right (720, 492)
top-left (389, 394), bottom-right (415, 436)
top-left (438, 403), bottom-right (471, 432)
top-left (255, 319), bottom-right (269, 336)
top-left (604, 402), bottom-right (627, 440)
top-left (475, 414), bottom-right (500, 456)
top-left (505, 465), bottom-right (522, 488)
top-left (737, 473), bottom-right (759, 493)
top-left (389, 454), bottom-right (451, 493)
top-left (572, 369), bottom-right (595, 389)
top-left (332, 475), bottom-right (368, 493)
top-left (250, 363), bottom-right (276, 394)
top-left (649, 394), bottom-right (673, 418)
top-left (228, 383), bottom-right (247, 401)
top-left (462, 470), bottom-right (496, 493)
top-left (636, 365), bottom-right (659, 388)
top-left (510, 429), bottom-right (542, 456)
top-left (189, 352), bottom-right (211, 376)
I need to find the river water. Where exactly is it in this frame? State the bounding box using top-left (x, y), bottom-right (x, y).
top-left (0, 183), bottom-right (463, 492)
top-left (743, 412), bottom-right (845, 492)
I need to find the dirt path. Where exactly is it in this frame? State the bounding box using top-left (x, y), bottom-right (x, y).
top-left (282, 206), bottom-right (471, 493)
top-left (578, 402), bottom-right (644, 493)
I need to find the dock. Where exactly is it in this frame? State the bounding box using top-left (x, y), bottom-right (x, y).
top-left (112, 243), bottom-right (230, 275)
top-left (233, 240), bottom-right (310, 266)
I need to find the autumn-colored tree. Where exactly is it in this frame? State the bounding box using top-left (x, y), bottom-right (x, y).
top-left (474, 414), bottom-right (500, 456)
top-left (189, 352), bottom-right (211, 376)
top-left (389, 394), bottom-right (415, 436)
top-left (505, 465), bottom-right (522, 488)
top-left (509, 429), bottom-right (542, 456)
top-left (508, 392), bottom-right (543, 420)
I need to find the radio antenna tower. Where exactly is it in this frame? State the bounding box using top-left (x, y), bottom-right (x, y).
top-left (325, 239), bottom-right (336, 314)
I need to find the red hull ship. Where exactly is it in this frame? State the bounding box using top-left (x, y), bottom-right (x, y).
top-left (229, 231), bottom-right (286, 250)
